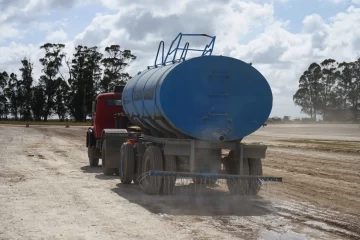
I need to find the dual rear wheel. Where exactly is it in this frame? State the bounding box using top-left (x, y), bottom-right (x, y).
top-left (222, 150), bottom-right (263, 195)
top-left (119, 144), bottom-right (177, 195)
top-left (119, 143), bottom-right (135, 184)
top-left (101, 140), bottom-right (118, 176)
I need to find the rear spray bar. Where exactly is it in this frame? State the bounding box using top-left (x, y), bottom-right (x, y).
top-left (148, 170), bottom-right (282, 182)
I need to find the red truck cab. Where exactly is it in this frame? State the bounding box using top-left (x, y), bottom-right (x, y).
top-left (86, 86), bottom-right (125, 167)
top-left (92, 92), bottom-right (123, 139)
top-left (86, 86), bottom-right (141, 175)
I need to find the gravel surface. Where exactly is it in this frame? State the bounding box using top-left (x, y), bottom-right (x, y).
top-left (0, 124), bottom-right (359, 240)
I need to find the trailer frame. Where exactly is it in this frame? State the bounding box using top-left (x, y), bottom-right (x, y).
top-left (103, 128), bottom-right (277, 195)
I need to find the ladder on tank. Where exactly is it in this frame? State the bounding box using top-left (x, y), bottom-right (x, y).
top-left (147, 33), bottom-right (216, 69)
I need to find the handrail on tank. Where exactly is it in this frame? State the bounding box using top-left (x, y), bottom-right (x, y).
top-left (179, 42), bottom-right (190, 60)
top-left (148, 33), bottom-right (216, 69)
top-left (153, 40), bottom-right (165, 68)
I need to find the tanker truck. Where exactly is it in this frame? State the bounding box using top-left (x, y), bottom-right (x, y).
top-left (89, 33), bottom-right (281, 195)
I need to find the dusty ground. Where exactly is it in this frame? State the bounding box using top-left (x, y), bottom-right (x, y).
top-left (0, 124), bottom-right (359, 240)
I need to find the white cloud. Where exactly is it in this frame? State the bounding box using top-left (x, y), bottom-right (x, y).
top-left (31, 19), bottom-right (69, 32)
top-left (321, 0), bottom-right (360, 4)
top-left (23, 0), bottom-right (92, 13)
top-left (0, 42), bottom-right (42, 81)
top-left (46, 29), bottom-right (68, 42)
top-left (0, 0), bottom-right (359, 118)
top-left (330, 0), bottom-right (348, 4)
top-left (0, 24), bottom-right (23, 43)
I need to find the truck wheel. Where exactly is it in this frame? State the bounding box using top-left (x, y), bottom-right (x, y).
top-left (101, 139), bottom-right (115, 176)
top-left (161, 155), bottom-right (177, 195)
top-left (133, 143), bottom-right (146, 184)
top-left (88, 146), bottom-right (99, 167)
top-left (119, 143), bottom-right (135, 184)
top-left (248, 158), bottom-right (263, 195)
top-left (223, 150), bottom-right (250, 195)
top-left (192, 178), bottom-right (217, 185)
top-left (141, 145), bottom-right (163, 195)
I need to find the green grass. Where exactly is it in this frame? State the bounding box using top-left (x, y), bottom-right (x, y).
top-left (0, 120), bottom-right (91, 126)
top-left (275, 138), bottom-right (360, 153)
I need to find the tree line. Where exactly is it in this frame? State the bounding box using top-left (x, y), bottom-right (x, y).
top-left (0, 43), bottom-right (136, 121)
top-left (293, 58), bottom-right (360, 121)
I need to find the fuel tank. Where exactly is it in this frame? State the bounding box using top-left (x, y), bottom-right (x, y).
top-left (122, 55), bottom-right (272, 142)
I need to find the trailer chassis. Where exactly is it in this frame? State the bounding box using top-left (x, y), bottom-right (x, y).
top-left (99, 129), bottom-right (282, 195)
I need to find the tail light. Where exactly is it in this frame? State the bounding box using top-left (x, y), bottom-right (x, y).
top-left (127, 140), bottom-right (136, 145)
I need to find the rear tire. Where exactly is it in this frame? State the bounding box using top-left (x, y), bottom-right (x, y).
top-left (161, 155), bottom-right (177, 195)
top-left (248, 158), bottom-right (263, 195)
top-left (119, 142), bottom-right (135, 184)
top-left (133, 143), bottom-right (146, 184)
top-left (223, 150), bottom-right (250, 195)
top-left (101, 139), bottom-right (116, 176)
top-left (141, 145), bottom-right (163, 195)
top-left (88, 146), bottom-right (99, 167)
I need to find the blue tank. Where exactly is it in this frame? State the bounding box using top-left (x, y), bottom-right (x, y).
top-left (122, 34), bottom-right (273, 142)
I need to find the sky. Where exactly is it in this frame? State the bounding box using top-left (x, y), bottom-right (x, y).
top-left (0, 0), bottom-right (360, 119)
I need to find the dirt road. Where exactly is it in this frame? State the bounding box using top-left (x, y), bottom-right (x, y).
top-left (0, 124), bottom-right (359, 240)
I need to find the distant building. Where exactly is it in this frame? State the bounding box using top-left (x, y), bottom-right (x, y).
top-left (283, 116), bottom-right (291, 121)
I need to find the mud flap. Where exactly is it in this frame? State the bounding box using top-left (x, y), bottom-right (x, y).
top-left (103, 136), bottom-right (125, 169)
top-left (242, 144), bottom-right (267, 159)
top-left (101, 129), bottom-right (139, 169)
